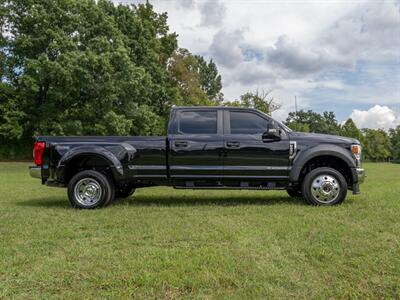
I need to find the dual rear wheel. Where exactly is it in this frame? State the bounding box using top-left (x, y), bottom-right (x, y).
top-left (68, 170), bottom-right (135, 209)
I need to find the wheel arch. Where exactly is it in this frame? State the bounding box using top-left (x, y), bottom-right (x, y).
top-left (57, 146), bottom-right (124, 184)
top-left (290, 145), bottom-right (356, 185)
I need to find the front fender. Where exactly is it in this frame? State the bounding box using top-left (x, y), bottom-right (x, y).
top-left (289, 144), bottom-right (356, 183)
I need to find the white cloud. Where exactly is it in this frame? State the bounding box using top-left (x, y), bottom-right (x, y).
top-left (209, 30), bottom-right (244, 69)
top-left (349, 105), bottom-right (400, 130)
top-left (199, 0), bottom-right (226, 27)
top-left (113, 0), bottom-right (400, 126)
top-left (265, 35), bottom-right (353, 76)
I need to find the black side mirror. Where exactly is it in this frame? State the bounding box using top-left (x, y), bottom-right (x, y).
top-left (262, 123), bottom-right (281, 142)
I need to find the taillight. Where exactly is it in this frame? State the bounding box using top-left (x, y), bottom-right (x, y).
top-left (33, 142), bottom-right (45, 166)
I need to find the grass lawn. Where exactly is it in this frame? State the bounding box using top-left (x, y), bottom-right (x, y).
top-left (0, 162), bottom-right (399, 299)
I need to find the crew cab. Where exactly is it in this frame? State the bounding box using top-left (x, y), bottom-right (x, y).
top-left (30, 106), bottom-right (365, 208)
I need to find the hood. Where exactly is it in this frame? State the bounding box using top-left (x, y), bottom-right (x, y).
top-left (289, 131), bottom-right (360, 145)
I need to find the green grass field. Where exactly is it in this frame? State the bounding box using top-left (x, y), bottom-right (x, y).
top-left (0, 162), bottom-right (399, 299)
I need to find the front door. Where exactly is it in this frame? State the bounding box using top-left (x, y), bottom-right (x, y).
top-left (169, 109), bottom-right (224, 180)
top-left (223, 109), bottom-right (290, 180)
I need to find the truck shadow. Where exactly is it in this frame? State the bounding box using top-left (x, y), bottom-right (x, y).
top-left (16, 197), bottom-right (70, 208)
top-left (16, 194), bottom-right (305, 208)
top-left (115, 194), bottom-right (305, 207)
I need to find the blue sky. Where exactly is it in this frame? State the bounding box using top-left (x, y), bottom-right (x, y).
top-left (302, 60), bottom-right (400, 121)
top-left (115, 0), bottom-right (400, 129)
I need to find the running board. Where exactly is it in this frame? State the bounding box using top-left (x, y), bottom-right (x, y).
top-left (173, 186), bottom-right (286, 190)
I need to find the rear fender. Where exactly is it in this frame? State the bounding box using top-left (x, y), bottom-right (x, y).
top-left (57, 144), bottom-right (136, 183)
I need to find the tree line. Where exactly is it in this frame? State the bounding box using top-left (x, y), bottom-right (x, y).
top-left (0, 0), bottom-right (398, 162)
top-left (0, 0), bottom-right (224, 158)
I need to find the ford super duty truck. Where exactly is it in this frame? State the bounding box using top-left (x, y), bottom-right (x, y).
top-left (30, 106), bottom-right (365, 208)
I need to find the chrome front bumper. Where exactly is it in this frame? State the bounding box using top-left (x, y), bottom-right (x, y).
top-left (356, 168), bottom-right (365, 184)
top-left (29, 166), bottom-right (41, 179)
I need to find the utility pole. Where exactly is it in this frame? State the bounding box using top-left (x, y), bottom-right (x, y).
top-left (295, 96), bottom-right (298, 131)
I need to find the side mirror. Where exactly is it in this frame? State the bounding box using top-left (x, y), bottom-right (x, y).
top-left (262, 123), bottom-right (281, 142)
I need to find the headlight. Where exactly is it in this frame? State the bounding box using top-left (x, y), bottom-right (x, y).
top-left (351, 144), bottom-right (361, 161)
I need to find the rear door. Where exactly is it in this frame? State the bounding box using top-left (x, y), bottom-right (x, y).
top-left (223, 109), bottom-right (290, 180)
top-left (168, 109), bottom-right (224, 179)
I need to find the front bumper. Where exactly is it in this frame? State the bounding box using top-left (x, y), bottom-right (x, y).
top-left (351, 168), bottom-right (365, 195)
top-left (356, 168), bottom-right (365, 184)
top-left (29, 166), bottom-right (41, 179)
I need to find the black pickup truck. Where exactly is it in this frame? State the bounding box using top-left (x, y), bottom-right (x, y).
top-left (30, 106), bottom-right (365, 208)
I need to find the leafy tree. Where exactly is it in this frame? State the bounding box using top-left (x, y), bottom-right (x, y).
top-left (321, 111), bottom-right (341, 135)
top-left (362, 129), bottom-right (392, 161)
top-left (0, 83), bottom-right (24, 140)
top-left (168, 48), bottom-right (211, 106)
top-left (287, 121), bottom-right (310, 133)
top-left (0, 2), bottom-right (8, 80)
top-left (194, 55), bottom-right (223, 102)
top-left (341, 118), bottom-right (363, 141)
top-left (389, 126), bottom-right (400, 161)
top-left (129, 104), bottom-right (165, 136)
top-left (225, 89), bottom-right (280, 115)
top-left (0, 0), bottom-right (223, 157)
top-left (285, 110), bottom-right (340, 134)
top-left (3, 0), bottom-right (157, 137)
top-left (111, 1), bottom-right (180, 117)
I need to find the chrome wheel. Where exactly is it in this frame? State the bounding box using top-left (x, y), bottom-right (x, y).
top-left (74, 178), bottom-right (102, 206)
top-left (311, 174), bottom-right (340, 203)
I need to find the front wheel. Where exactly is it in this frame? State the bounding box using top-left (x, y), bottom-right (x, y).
top-left (68, 170), bottom-right (115, 209)
top-left (301, 167), bottom-right (347, 205)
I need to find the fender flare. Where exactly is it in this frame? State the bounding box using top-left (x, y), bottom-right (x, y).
top-left (289, 144), bottom-right (356, 183)
top-left (57, 146), bottom-right (125, 183)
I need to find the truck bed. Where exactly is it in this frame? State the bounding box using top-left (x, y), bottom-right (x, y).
top-left (38, 135), bottom-right (168, 183)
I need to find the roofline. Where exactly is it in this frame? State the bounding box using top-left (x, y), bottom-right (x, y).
top-left (171, 106), bottom-right (260, 111)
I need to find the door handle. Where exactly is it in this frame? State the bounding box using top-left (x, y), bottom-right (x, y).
top-left (226, 141), bottom-right (240, 148)
top-left (174, 141), bottom-right (188, 147)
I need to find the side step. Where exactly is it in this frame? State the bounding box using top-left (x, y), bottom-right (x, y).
top-left (174, 186), bottom-right (286, 190)
top-left (174, 181), bottom-right (286, 190)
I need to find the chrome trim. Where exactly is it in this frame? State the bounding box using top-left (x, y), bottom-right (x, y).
top-left (128, 165), bottom-right (167, 170)
top-left (29, 166), bottom-right (41, 179)
top-left (356, 168), bottom-right (365, 184)
top-left (170, 165), bottom-right (291, 171)
top-left (170, 175), bottom-right (289, 179)
top-left (289, 141), bottom-right (297, 160)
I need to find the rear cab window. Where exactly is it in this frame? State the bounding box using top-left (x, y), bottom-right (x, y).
top-left (177, 110), bottom-right (218, 134)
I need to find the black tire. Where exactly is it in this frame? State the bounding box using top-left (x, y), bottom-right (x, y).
top-left (286, 188), bottom-right (302, 198)
top-left (115, 187), bottom-right (136, 199)
top-left (68, 170), bottom-right (115, 209)
top-left (301, 167), bottom-right (347, 206)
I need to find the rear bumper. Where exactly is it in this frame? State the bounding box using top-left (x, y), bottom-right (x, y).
top-left (29, 166), bottom-right (41, 179)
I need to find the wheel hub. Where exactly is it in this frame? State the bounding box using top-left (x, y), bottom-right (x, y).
top-left (74, 178), bottom-right (102, 206)
top-left (311, 174), bottom-right (340, 203)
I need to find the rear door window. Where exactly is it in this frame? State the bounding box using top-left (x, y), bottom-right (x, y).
top-left (178, 111), bottom-right (217, 134)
